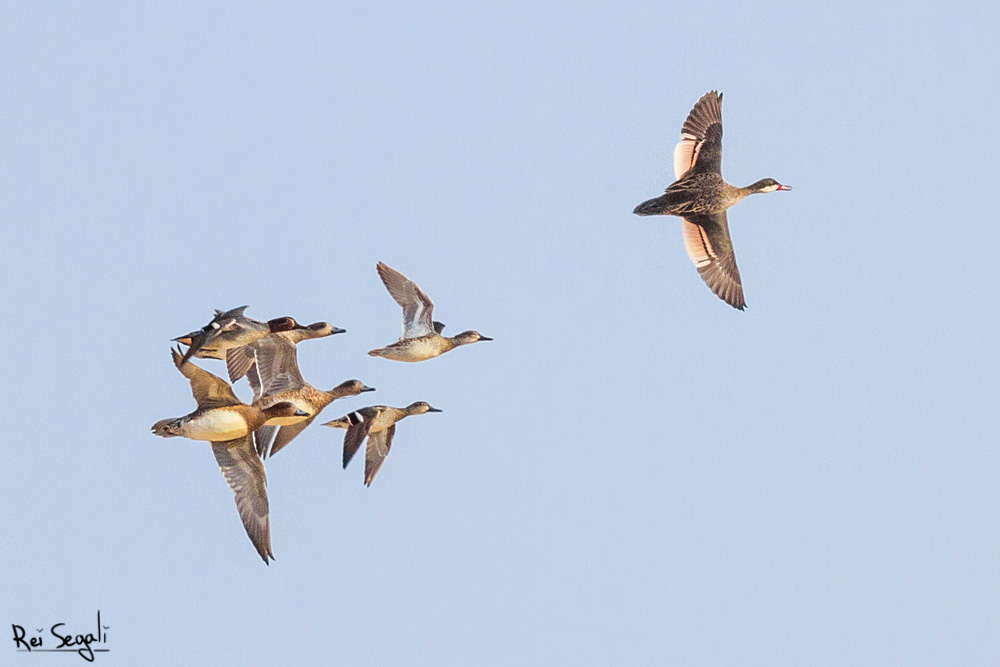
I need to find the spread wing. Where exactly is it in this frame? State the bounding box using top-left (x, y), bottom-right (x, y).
top-left (376, 262), bottom-right (435, 339)
top-left (681, 212), bottom-right (745, 310)
top-left (673, 91), bottom-right (723, 179)
top-left (171, 347), bottom-right (241, 409)
top-left (264, 416), bottom-right (317, 459)
top-left (252, 336), bottom-right (305, 396)
top-left (253, 424), bottom-right (278, 458)
top-left (342, 412), bottom-right (376, 469)
top-left (226, 346), bottom-right (256, 383)
top-left (211, 435), bottom-right (273, 564)
top-left (364, 424), bottom-right (396, 487)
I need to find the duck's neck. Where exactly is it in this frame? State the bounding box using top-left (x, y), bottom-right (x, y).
top-left (739, 179), bottom-right (774, 196)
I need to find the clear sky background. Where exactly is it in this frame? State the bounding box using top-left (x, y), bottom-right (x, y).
top-left (3, 1), bottom-right (998, 664)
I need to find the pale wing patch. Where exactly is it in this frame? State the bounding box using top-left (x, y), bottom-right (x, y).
top-left (679, 213), bottom-right (745, 310)
top-left (672, 133), bottom-right (702, 180)
top-left (681, 219), bottom-right (716, 268)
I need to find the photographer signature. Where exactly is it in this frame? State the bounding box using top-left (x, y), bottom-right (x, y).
top-left (12, 611), bottom-right (109, 662)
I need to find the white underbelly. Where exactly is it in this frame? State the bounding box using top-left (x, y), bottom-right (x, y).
top-left (184, 410), bottom-right (249, 441)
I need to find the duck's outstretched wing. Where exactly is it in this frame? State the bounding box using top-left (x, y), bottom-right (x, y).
top-left (226, 346), bottom-right (256, 384)
top-left (252, 336), bottom-right (305, 396)
top-left (341, 407), bottom-right (379, 469)
top-left (681, 211), bottom-right (745, 310)
top-left (171, 347), bottom-right (241, 409)
top-left (264, 416), bottom-right (318, 459)
top-left (376, 262), bottom-right (435, 339)
top-left (673, 91), bottom-right (723, 179)
top-left (211, 435), bottom-right (273, 564)
top-left (364, 424), bottom-right (397, 487)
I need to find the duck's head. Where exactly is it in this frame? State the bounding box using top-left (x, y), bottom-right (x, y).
top-left (305, 321), bottom-right (347, 337)
top-left (406, 401), bottom-right (443, 415)
top-left (264, 401), bottom-right (310, 419)
top-left (332, 379), bottom-right (376, 396)
top-left (750, 178), bottom-right (792, 194)
top-left (267, 317), bottom-right (305, 333)
top-left (452, 330), bottom-right (493, 345)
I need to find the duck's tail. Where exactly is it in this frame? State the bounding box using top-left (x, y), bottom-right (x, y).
top-left (322, 416), bottom-right (351, 429)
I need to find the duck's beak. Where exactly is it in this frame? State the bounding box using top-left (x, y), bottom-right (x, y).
top-left (331, 327), bottom-right (347, 335)
top-left (172, 334), bottom-right (194, 345)
top-left (427, 407), bottom-right (443, 413)
top-left (479, 336), bottom-right (493, 341)
top-left (360, 385), bottom-right (376, 392)
top-left (777, 184), bottom-right (792, 191)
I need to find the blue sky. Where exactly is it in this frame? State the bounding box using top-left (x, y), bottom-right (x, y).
top-left (3, 1), bottom-right (999, 664)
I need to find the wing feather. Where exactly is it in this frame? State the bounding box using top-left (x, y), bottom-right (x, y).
top-left (672, 91), bottom-right (723, 179)
top-left (364, 424), bottom-right (396, 486)
top-left (211, 435), bottom-right (273, 563)
top-left (376, 262), bottom-right (435, 339)
top-left (681, 212), bottom-right (745, 310)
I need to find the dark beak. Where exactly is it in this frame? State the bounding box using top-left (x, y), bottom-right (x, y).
top-left (427, 407), bottom-right (443, 413)
top-left (331, 327), bottom-right (347, 335)
top-left (172, 334), bottom-right (194, 345)
top-left (479, 336), bottom-right (493, 341)
top-left (360, 385), bottom-right (376, 392)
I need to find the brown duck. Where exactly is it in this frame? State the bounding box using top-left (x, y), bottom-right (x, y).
top-left (633, 91), bottom-right (790, 310)
top-left (151, 347), bottom-right (309, 563)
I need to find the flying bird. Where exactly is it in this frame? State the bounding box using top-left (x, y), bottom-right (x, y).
top-left (368, 262), bottom-right (491, 362)
top-left (244, 334), bottom-right (375, 459)
top-left (633, 91), bottom-right (790, 310)
top-left (173, 306), bottom-right (328, 380)
top-left (324, 402), bottom-right (442, 486)
top-left (151, 347), bottom-right (309, 563)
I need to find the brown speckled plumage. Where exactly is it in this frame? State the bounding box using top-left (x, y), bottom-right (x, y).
top-left (633, 91), bottom-right (790, 310)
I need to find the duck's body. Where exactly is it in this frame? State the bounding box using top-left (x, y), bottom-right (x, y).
top-left (246, 335), bottom-right (373, 458)
top-left (368, 262), bottom-right (491, 362)
top-left (633, 91), bottom-right (790, 310)
top-left (155, 406), bottom-right (262, 442)
top-left (174, 306), bottom-right (313, 379)
top-left (369, 331), bottom-right (485, 362)
top-left (225, 321), bottom-right (346, 383)
top-left (150, 347), bottom-right (308, 563)
top-left (323, 401), bottom-right (442, 486)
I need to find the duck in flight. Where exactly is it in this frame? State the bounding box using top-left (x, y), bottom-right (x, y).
top-left (244, 334), bottom-right (375, 459)
top-left (633, 91), bottom-right (790, 310)
top-left (324, 402), bottom-right (442, 486)
top-left (173, 306), bottom-right (343, 380)
top-left (368, 262), bottom-right (491, 362)
top-left (151, 348), bottom-right (309, 563)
